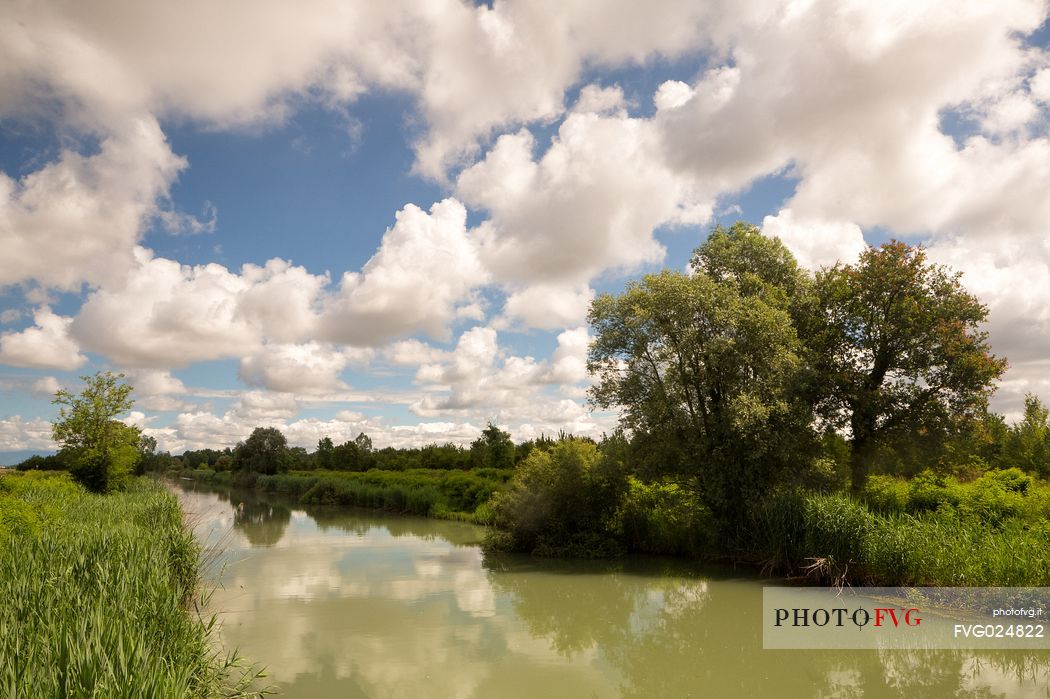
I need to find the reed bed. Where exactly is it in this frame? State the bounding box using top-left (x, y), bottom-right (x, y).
top-left (749, 489), bottom-right (1050, 586)
top-left (0, 471), bottom-right (264, 698)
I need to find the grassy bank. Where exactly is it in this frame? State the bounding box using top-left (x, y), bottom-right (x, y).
top-left (483, 440), bottom-right (1050, 585)
top-left (173, 453), bottom-right (1050, 587)
top-left (0, 470), bottom-right (262, 697)
top-left (614, 474), bottom-right (1050, 585)
top-left (749, 489), bottom-right (1050, 586)
top-left (177, 467), bottom-right (511, 523)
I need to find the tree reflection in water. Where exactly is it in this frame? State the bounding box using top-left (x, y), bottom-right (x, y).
top-left (487, 555), bottom-right (1050, 698)
top-left (231, 493), bottom-right (292, 547)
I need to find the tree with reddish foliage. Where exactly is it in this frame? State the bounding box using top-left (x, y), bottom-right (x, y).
top-left (813, 242), bottom-right (1008, 493)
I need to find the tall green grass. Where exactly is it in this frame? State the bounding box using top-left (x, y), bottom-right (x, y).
top-left (749, 489), bottom-right (1050, 586)
top-left (0, 471), bottom-right (265, 697)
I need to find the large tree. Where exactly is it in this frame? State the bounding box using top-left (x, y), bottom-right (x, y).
top-left (51, 371), bottom-right (142, 492)
top-left (813, 242), bottom-right (1007, 492)
top-left (588, 224), bottom-right (815, 533)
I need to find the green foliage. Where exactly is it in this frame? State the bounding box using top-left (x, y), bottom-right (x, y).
top-left (315, 436), bottom-right (335, 470)
top-left (327, 434), bottom-right (377, 471)
top-left (691, 221), bottom-right (810, 307)
top-left (419, 442), bottom-right (472, 470)
top-left (13, 453), bottom-right (66, 471)
top-left (0, 485), bottom-right (46, 538)
top-left (618, 477), bottom-right (713, 557)
top-left (50, 372), bottom-right (142, 493)
top-left (750, 488), bottom-right (1050, 586)
top-left (907, 469), bottom-right (958, 512)
top-left (988, 466), bottom-right (1032, 494)
top-left (234, 426), bottom-right (289, 475)
top-left (216, 468), bottom-right (511, 523)
top-left (1003, 394), bottom-right (1050, 476)
top-left (955, 470), bottom-right (1028, 524)
top-left (746, 489), bottom-right (807, 569)
top-left (589, 225), bottom-right (816, 535)
top-left (861, 469), bottom-right (1049, 523)
top-left (0, 472), bottom-right (266, 696)
top-left (861, 475), bottom-right (910, 513)
top-left (470, 423), bottom-right (515, 470)
top-left (812, 242), bottom-right (1008, 491)
top-left (488, 439), bottom-right (626, 557)
top-left (300, 478), bottom-right (440, 517)
top-left (799, 494), bottom-right (875, 582)
top-left (51, 371), bottom-right (136, 451)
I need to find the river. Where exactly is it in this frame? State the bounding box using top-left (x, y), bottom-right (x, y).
top-left (173, 481), bottom-right (1048, 698)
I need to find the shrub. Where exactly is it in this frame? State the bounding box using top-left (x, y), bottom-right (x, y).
top-left (619, 478), bottom-right (713, 557)
top-left (988, 467), bottom-right (1032, 494)
top-left (862, 475), bottom-right (909, 513)
top-left (488, 439), bottom-right (626, 557)
top-left (907, 469), bottom-right (957, 512)
top-left (957, 473), bottom-right (1025, 524)
top-left (66, 444), bottom-right (138, 494)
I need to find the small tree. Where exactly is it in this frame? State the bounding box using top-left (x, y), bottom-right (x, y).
top-left (1004, 394), bottom-right (1050, 477)
top-left (233, 427), bottom-right (289, 475)
top-left (470, 423), bottom-right (515, 469)
top-left (51, 371), bottom-right (141, 493)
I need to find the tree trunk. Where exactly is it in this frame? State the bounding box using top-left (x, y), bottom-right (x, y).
top-left (849, 444), bottom-right (869, 495)
top-left (849, 407), bottom-right (875, 495)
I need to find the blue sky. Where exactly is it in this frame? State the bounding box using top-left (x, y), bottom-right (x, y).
top-left (1, 1), bottom-right (1049, 461)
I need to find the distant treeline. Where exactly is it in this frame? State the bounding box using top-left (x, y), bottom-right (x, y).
top-left (13, 422), bottom-right (579, 476)
top-left (168, 424), bottom-right (576, 475)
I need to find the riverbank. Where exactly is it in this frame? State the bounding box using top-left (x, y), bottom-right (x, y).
top-left (0, 470), bottom-right (264, 696)
top-left (176, 467), bottom-right (509, 524)
top-left (747, 486), bottom-right (1050, 586)
top-left (170, 460), bottom-right (1050, 587)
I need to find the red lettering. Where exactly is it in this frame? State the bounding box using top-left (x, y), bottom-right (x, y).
top-left (874, 608), bottom-right (902, 627)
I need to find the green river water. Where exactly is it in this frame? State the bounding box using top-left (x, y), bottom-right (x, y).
top-left (173, 482), bottom-right (1049, 698)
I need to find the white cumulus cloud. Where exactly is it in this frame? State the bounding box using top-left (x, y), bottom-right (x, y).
top-left (0, 307), bottom-right (86, 371)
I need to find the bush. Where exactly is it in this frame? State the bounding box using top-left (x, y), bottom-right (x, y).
top-left (907, 469), bottom-right (958, 512)
top-left (66, 444), bottom-right (138, 494)
top-left (619, 478), bottom-right (713, 557)
top-left (957, 472), bottom-right (1025, 524)
top-left (988, 467), bottom-right (1032, 494)
top-left (488, 439), bottom-right (626, 557)
top-left (0, 495), bottom-right (44, 538)
top-left (862, 475), bottom-right (909, 513)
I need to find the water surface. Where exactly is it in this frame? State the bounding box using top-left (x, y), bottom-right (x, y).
top-left (174, 482), bottom-right (1049, 698)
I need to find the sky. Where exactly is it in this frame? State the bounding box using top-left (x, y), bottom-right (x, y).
top-left (1, 0), bottom-right (1049, 461)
